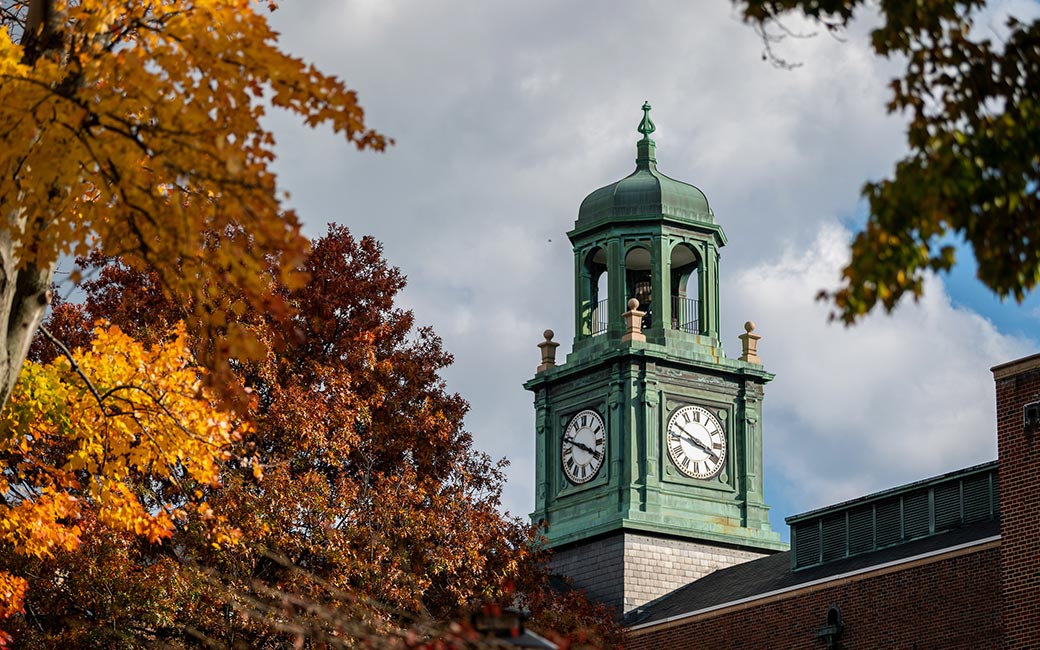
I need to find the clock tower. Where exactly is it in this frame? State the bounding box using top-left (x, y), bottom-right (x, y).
top-left (525, 104), bottom-right (785, 616)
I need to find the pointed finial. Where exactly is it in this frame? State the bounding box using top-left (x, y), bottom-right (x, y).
top-left (638, 101), bottom-right (655, 141)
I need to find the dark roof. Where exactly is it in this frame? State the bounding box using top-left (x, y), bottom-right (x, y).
top-left (627, 518), bottom-right (1000, 628)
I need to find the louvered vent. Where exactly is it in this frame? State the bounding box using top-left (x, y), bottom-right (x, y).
top-left (821, 515), bottom-right (847, 562)
top-left (787, 462), bottom-right (998, 571)
top-left (793, 522), bottom-right (820, 569)
top-left (847, 507), bottom-right (874, 554)
top-left (875, 498), bottom-right (901, 547)
top-left (963, 473), bottom-right (992, 523)
top-left (903, 490), bottom-right (930, 539)
top-left (933, 481), bottom-right (961, 531)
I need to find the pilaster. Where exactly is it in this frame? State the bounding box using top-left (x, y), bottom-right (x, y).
top-left (533, 387), bottom-right (551, 524)
top-left (607, 239), bottom-right (624, 339)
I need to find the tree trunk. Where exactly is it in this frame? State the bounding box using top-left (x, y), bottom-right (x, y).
top-left (0, 230), bottom-right (53, 411)
top-left (0, 0), bottom-right (58, 411)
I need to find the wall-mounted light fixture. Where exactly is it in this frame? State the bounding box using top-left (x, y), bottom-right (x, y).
top-left (815, 605), bottom-right (844, 649)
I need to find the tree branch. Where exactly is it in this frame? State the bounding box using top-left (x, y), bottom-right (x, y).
top-left (37, 325), bottom-right (106, 411)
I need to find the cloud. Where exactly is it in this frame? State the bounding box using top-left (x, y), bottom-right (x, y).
top-left (727, 224), bottom-right (1035, 515)
top-left (260, 1), bottom-right (1040, 522)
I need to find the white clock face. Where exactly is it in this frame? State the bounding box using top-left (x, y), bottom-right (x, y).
top-left (667, 405), bottom-right (726, 480)
top-left (562, 409), bottom-right (606, 485)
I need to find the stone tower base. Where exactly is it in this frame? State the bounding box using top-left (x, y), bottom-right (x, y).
top-left (551, 531), bottom-right (771, 615)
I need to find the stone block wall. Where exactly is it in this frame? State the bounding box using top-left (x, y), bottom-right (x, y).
top-left (552, 531), bottom-right (769, 614)
top-left (551, 533), bottom-right (626, 611)
top-left (622, 533), bottom-right (767, 614)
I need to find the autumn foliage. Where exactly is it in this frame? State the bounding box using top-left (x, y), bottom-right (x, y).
top-left (1, 3), bottom-right (618, 644)
top-left (0, 226), bottom-right (619, 648)
top-left (0, 0), bottom-right (387, 414)
top-left (0, 322), bottom-right (246, 645)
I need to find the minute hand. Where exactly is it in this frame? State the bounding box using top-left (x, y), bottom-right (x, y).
top-left (677, 427), bottom-right (719, 462)
top-left (565, 436), bottom-right (598, 456)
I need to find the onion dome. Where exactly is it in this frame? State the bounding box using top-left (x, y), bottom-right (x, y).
top-left (577, 102), bottom-right (712, 225)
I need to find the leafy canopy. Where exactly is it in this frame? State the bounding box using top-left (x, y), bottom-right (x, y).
top-left (5, 227), bottom-right (605, 648)
top-left (0, 322), bottom-right (247, 638)
top-left (736, 0), bottom-right (1040, 321)
top-left (0, 0), bottom-right (386, 410)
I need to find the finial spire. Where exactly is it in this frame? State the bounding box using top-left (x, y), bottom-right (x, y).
top-left (635, 101), bottom-right (657, 169)
top-left (638, 101), bottom-right (655, 141)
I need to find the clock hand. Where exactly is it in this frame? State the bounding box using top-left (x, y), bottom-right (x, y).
top-left (564, 436), bottom-right (599, 457)
top-left (675, 426), bottom-right (719, 462)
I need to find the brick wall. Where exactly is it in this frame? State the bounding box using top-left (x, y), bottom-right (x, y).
top-left (553, 532), bottom-right (769, 614)
top-left (992, 354), bottom-right (1040, 650)
top-left (627, 544), bottom-right (1001, 650)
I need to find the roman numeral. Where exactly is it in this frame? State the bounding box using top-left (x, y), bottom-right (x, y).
top-left (680, 457), bottom-right (690, 470)
top-left (566, 458), bottom-right (575, 471)
top-left (670, 443), bottom-right (683, 456)
top-left (668, 430), bottom-right (680, 441)
top-left (692, 410), bottom-right (700, 423)
top-left (563, 446), bottom-right (572, 457)
top-left (693, 460), bottom-right (702, 474)
top-left (580, 415), bottom-right (588, 427)
top-left (683, 411), bottom-right (691, 424)
top-left (593, 425), bottom-right (602, 435)
top-left (712, 441), bottom-right (723, 450)
top-left (579, 465), bottom-right (587, 479)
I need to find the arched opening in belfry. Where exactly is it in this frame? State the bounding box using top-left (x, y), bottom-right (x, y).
top-left (582, 247), bottom-right (609, 337)
top-left (625, 246), bottom-right (653, 329)
top-left (670, 243), bottom-right (700, 334)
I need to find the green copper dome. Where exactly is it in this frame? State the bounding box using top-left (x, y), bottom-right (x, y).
top-left (577, 103), bottom-right (712, 225)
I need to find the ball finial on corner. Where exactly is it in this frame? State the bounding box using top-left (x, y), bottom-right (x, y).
top-left (543, 329), bottom-right (554, 341)
top-left (744, 321), bottom-right (755, 333)
top-left (628, 298), bottom-right (640, 311)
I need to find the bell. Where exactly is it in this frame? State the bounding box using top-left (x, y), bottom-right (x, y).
top-left (635, 279), bottom-right (652, 307)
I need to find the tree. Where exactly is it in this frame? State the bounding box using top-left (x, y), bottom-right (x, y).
top-left (0, 320), bottom-right (248, 646)
top-left (0, 0), bottom-right (387, 412)
top-left (10, 226), bottom-right (611, 648)
top-left (736, 0), bottom-right (1040, 322)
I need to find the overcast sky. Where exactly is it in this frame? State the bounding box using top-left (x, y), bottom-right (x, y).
top-left (262, 0), bottom-right (1040, 539)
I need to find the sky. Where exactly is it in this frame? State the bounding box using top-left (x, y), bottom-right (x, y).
top-left (261, 0), bottom-right (1040, 540)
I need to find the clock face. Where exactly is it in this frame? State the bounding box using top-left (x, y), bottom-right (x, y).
top-left (666, 405), bottom-right (726, 480)
top-left (562, 409), bottom-right (606, 485)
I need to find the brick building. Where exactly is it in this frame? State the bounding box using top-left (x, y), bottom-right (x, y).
top-left (993, 354), bottom-right (1040, 649)
top-left (621, 353), bottom-right (1039, 649)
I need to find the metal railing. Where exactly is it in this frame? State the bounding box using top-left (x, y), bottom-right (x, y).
top-left (672, 297), bottom-right (699, 334)
top-left (591, 299), bottom-right (608, 336)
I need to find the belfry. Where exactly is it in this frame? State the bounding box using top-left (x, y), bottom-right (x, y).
top-left (525, 104), bottom-right (785, 615)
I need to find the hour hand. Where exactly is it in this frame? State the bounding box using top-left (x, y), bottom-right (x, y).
top-left (675, 427), bottom-right (719, 461)
top-left (565, 436), bottom-right (597, 455)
